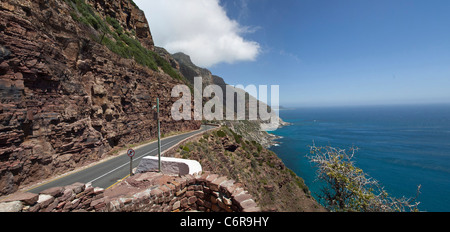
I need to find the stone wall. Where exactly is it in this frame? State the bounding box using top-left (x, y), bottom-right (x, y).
top-left (0, 172), bottom-right (260, 212)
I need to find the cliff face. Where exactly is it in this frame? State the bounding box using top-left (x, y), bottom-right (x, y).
top-left (84, 0), bottom-right (154, 51)
top-left (0, 0), bottom-right (200, 195)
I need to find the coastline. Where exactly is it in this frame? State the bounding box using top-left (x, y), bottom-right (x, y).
top-left (265, 117), bottom-right (292, 148)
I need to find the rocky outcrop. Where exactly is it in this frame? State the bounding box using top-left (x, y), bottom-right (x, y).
top-left (172, 53), bottom-right (217, 88)
top-left (0, 172), bottom-right (260, 212)
top-left (0, 0), bottom-right (200, 196)
top-left (85, 0), bottom-right (154, 51)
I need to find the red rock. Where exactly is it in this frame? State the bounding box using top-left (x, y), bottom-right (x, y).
top-left (180, 198), bottom-right (188, 208)
top-left (65, 182), bottom-right (85, 194)
top-left (242, 206), bottom-right (261, 212)
top-left (233, 193), bottom-right (252, 205)
top-left (94, 202), bottom-right (106, 211)
top-left (219, 179), bottom-right (235, 192)
top-left (165, 183), bottom-right (176, 192)
top-left (0, 2), bottom-right (15, 11)
top-left (150, 188), bottom-right (163, 198)
top-left (210, 176), bottom-right (228, 191)
top-left (6, 192), bottom-right (39, 205)
top-left (60, 189), bottom-right (74, 202)
top-left (240, 199), bottom-right (258, 209)
top-left (39, 187), bottom-right (64, 197)
top-left (186, 190), bottom-right (194, 197)
top-left (13, 73), bottom-right (23, 80)
top-left (205, 174), bottom-right (219, 183)
top-left (172, 201), bottom-right (180, 210)
top-left (188, 196), bottom-right (197, 205)
top-left (159, 185), bottom-right (171, 196)
top-left (56, 201), bottom-right (66, 209)
top-left (90, 198), bottom-right (104, 208)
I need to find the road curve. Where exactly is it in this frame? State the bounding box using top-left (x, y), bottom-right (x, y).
top-left (27, 125), bottom-right (216, 194)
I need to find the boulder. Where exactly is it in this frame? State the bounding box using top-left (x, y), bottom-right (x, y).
top-left (0, 201), bottom-right (23, 212)
top-left (37, 194), bottom-right (54, 208)
top-left (6, 192), bottom-right (39, 205)
top-left (39, 186), bottom-right (64, 197)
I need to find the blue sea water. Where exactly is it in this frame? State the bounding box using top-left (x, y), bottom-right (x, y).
top-left (269, 104), bottom-right (450, 212)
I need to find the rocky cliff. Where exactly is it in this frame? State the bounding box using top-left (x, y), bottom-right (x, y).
top-left (0, 0), bottom-right (200, 195)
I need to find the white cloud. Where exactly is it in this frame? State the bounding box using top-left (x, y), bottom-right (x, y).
top-left (134, 0), bottom-right (260, 68)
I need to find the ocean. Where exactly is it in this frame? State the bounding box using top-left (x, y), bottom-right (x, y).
top-left (269, 104), bottom-right (450, 212)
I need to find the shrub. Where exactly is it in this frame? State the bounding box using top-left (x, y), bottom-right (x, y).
top-left (106, 16), bottom-right (121, 30)
top-left (68, 0), bottom-right (110, 34)
top-left (256, 143), bottom-right (263, 153)
top-left (216, 130), bottom-right (226, 138)
top-left (308, 144), bottom-right (421, 212)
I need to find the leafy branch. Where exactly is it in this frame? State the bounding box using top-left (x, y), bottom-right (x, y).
top-left (308, 143), bottom-right (421, 212)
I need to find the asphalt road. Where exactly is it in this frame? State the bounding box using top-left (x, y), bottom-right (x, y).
top-left (28, 125), bottom-right (215, 194)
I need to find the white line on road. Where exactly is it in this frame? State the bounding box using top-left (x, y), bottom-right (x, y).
top-left (87, 139), bottom-right (180, 184)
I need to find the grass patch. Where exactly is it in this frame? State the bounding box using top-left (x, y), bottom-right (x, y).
top-left (66, 0), bottom-right (186, 82)
top-left (216, 130), bottom-right (226, 138)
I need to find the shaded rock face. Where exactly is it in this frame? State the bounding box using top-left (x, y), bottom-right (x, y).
top-left (172, 53), bottom-right (216, 88)
top-left (85, 0), bottom-right (154, 51)
top-left (0, 0), bottom-right (200, 195)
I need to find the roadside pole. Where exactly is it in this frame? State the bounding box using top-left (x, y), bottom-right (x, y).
top-left (157, 98), bottom-right (161, 173)
top-left (130, 156), bottom-right (133, 176)
top-left (127, 149), bottom-right (135, 176)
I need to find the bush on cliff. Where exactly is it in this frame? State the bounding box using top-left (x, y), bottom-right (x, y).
top-left (308, 144), bottom-right (421, 212)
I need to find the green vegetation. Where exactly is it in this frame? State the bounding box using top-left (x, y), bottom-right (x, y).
top-left (129, 0), bottom-right (139, 9)
top-left (168, 126), bottom-right (321, 211)
top-left (179, 143), bottom-right (195, 159)
top-left (66, 0), bottom-right (111, 38)
top-left (308, 144), bottom-right (421, 212)
top-left (229, 129), bottom-right (243, 144)
top-left (66, 0), bottom-right (185, 82)
top-left (216, 130), bottom-right (226, 138)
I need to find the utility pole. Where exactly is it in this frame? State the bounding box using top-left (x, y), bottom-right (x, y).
top-left (156, 98), bottom-right (161, 173)
top-left (152, 98), bottom-right (161, 172)
top-left (152, 98), bottom-right (162, 173)
top-left (153, 98), bottom-right (161, 173)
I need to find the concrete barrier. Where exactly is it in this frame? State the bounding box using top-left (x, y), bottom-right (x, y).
top-left (136, 156), bottom-right (202, 176)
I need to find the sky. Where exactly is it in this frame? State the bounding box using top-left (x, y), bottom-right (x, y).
top-left (134, 0), bottom-right (450, 107)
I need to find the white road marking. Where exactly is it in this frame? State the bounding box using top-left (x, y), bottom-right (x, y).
top-left (87, 139), bottom-right (180, 184)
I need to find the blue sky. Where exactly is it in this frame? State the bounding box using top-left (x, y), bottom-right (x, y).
top-left (137, 0), bottom-right (450, 107)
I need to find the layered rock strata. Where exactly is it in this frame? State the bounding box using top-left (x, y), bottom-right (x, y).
top-left (0, 0), bottom-right (200, 195)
